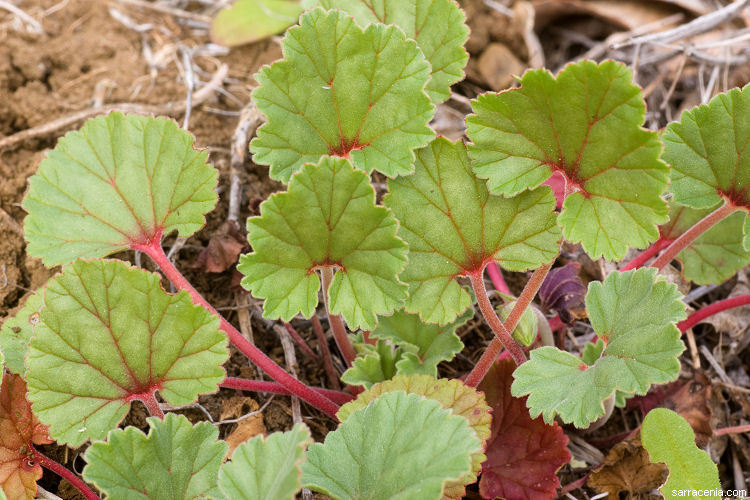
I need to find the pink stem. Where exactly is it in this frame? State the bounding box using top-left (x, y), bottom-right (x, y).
top-left (311, 315), bottom-right (341, 390)
top-left (284, 322), bottom-right (319, 360)
top-left (32, 446), bottom-right (99, 500)
top-left (221, 377), bottom-right (353, 405)
top-left (714, 424), bottom-right (750, 436)
top-left (135, 236), bottom-right (340, 418)
top-left (651, 201), bottom-right (737, 270)
top-left (139, 393), bottom-right (165, 418)
top-left (621, 236), bottom-right (672, 271)
top-left (678, 294), bottom-right (750, 332)
top-left (320, 267), bottom-right (357, 366)
top-left (487, 262), bottom-right (511, 294)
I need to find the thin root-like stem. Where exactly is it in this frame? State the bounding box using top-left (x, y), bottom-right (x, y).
top-left (320, 267), bottom-right (357, 366)
top-left (32, 447), bottom-right (99, 500)
top-left (621, 236), bottom-right (672, 271)
top-left (284, 322), bottom-right (319, 360)
top-left (714, 424), bottom-right (750, 436)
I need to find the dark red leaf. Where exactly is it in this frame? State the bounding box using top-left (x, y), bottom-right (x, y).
top-left (538, 262), bottom-right (587, 324)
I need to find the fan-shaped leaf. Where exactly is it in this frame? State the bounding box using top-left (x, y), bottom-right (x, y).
top-left (83, 413), bottom-right (227, 500)
top-left (219, 423), bottom-right (312, 500)
top-left (512, 268), bottom-right (686, 428)
top-left (25, 259), bottom-right (228, 447)
top-left (319, 0), bottom-right (469, 103)
top-left (467, 60), bottom-right (669, 261)
top-left (641, 408), bottom-right (721, 499)
top-left (0, 374), bottom-right (51, 500)
top-left (0, 287), bottom-right (44, 375)
top-left (384, 137), bottom-right (560, 325)
top-left (238, 157), bottom-right (407, 330)
top-left (250, 8), bottom-right (435, 182)
top-left (303, 391), bottom-right (481, 500)
top-left (478, 360), bottom-right (570, 500)
top-left (211, 0), bottom-right (303, 47)
top-left (22, 113), bottom-right (218, 267)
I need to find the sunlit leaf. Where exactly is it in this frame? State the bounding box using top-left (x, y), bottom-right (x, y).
top-left (211, 0), bottom-right (303, 47)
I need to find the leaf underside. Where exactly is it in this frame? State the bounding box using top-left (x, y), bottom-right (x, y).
top-left (0, 286), bottom-right (45, 375)
top-left (466, 60), bottom-right (669, 261)
top-left (250, 8), bottom-right (435, 182)
top-left (238, 156), bottom-right (408, 330)
top-left (303, 390), bottom-right (481, 500)
top-left (512, 268), bottom-right (686, 428)
top-left (25, 259), bottom-right (228, 447)
top-left (319, 0), bottom-right (469, 103)
top-left (211, 0), bottom-right (303, 47)
top-left (22, 112), bottom-right (218, 267)
top-left (83, 413), bottom-right (228, 500)
top-left (385, 137), bottom-right (561, 325)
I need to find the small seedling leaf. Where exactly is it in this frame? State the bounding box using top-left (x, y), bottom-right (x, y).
top-left (22, 113), bottom-right (218, 267)
top-left (0, 374), bottom-right (52, 500)
top-left (218, 423), bottom-right (312, 500)
top-left (661, 201), bottom-right (750, 285)
top-left (25, 259), bottom-right (228, 447)
top-left (211, 0), bottom-right (304, 47)
top-left (341, 338), bottom-right (403, 388)
top-left (385, 137), bottom-right (560, 324)
top-left (238, 157), bottom-right (407, 330)
top-left (0, 287), bottom-right (44, 375)
top-left (512, 268), bottom-right (686, 428)
top-left (337, 374), bottom-right (491, 499)
top-left (467, 60), bottom-right (669, 261)
top-left (641, 408), bottom-right (721, 499)
top-left (83, 413), bottom-right (227, 500)
top-left (303, 390), bottom-right (481, 500)
top-left (319, 0), bottom-right (469, 103)
top-left (250, 8), bottom-right (435, 182)
top-left (478, 360), bottom-right (570, 500)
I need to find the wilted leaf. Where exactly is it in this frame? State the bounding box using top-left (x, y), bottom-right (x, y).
top-left (385, 137), bottom-right (560, 325)
top-left (588, 435), bottom-right (668, 498)
top-left (194, 220), bottom-right (247, 273)
top-left (0, 287), bottom-right (44, 375)
top-left (478, 360), bottom-right (570, 500)
top-left (238, 157), bottom-right (407, 330)
top-left (23, 113), bottom-right (217, 267)
top-left (538, 261), bottom-right (587, 324)
top-left (211, 0), bottom-right (303, 47)
top-left (25, 259), bottom-right (228, 446)
top-left (83, 413), bottom-right (227, 499)
top-left (250, 8), bottom-right (434, 182)
top-left (219, 424), bottom-right (311, 500)
top-left (467, 60), bottom-right (669, 261)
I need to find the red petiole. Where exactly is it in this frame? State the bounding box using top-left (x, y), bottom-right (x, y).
top-left (32, 446), bottom-right (100, 500)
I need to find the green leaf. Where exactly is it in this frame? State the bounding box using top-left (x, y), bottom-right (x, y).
top-left (219, 423), bottom-right (312, 500)
top-left (466, 60), bottom-right (669, 261)
top-left (302, 391), bottom-right (482, 500)
top-left (211, 0), bottom-right (304, 47)
top-left (512, 268), bottom-right (686, 428)
top-left (337, 374), bottom-right (491, 499)
top-left (370, 307), bottom-right (471, 376)
top-left (660, 201), bottom-right (750, 284)
top-left (0, 287), bottom-right (44, 375)
top-left (641, 408), bottom-right (721, 499)
top-left (238, 157), bottom-right (407, 330)
top-left (384, 137), bottom-right (561, 324)
top-left (22, 113), bottom-right (218, 267)
top-left (318, 0), bottom-right (469, 103)
top-left (83, 413), bottom-right (227, 500)
top-left (250, 8), bottom-right (435, 182)
top-left (498, 298), bottom-right (537, 347)
top-left (25, 259), bottom-right (228, 447)
top-left (341, 338), bottom-right (403, 388)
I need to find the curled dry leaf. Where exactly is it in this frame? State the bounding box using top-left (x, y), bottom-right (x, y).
top-left (538, 261), bottom-right (587, 324)
top-left (588, 435), bottom-right (668, 498)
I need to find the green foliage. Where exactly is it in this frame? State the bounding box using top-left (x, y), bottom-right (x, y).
top-left (250, 8), bottom-right (434, 182)
top-left (385, 137), bottom-right (560, 324)
top-left (238, 157), bottom-right (407, 330)
top-left (498, 298), bottom-right (537, 347)
top-left (512, 268), bottom-right (686, 428)
top-left (341, 337), bottom-right (404, 388)
top-left (303, 391), bottom-right (481, 500)
top-left (25, 259), bottom-right (228, 446)
top-left (22, 112), bottom-right (217, 266)
top-left (219, 424), bottom-right (312, 500)
top-left (0, 286), bottom-right (44, 375)
top-left (211, 0), bottom-right (303, 46)
top-left (83, 413), bottom-right (227, 499)
top-left (641, 408), bottom-right (721, 499)
top-left (319, 0), bottom-right (469, 103)
top-left (467, 60), bottom-right (669, 261)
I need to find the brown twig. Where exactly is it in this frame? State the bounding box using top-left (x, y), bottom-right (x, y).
top-left (228, 101), bottom-right (262, 225)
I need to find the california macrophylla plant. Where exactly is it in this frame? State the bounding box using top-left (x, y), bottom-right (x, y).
top-left (0, 1), bottom-right (745, 498)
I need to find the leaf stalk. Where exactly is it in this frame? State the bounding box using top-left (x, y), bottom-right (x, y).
top-left (320, 267), bottom-right (357, 366)
top-left (678, 293), bottom-right (750, 332)
top-left (32, 446), bottom-right (99, 500)
top-left (221, 377), bottom-right (353, 405)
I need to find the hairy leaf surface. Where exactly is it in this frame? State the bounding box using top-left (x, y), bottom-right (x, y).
top-left (0, 288), bottom-right (44, 375)
top-left (211, 0), bottom-right (303, 46)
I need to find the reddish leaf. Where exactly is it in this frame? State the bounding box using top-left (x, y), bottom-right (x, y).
top-left (0, 373), bottom-right (52, 500)
top-left (194, 221), bottom-right (247, 273)
top-left (538, 262), bottom-right (587, 324)
top-left (542, 171), bottom-right (566, 209)
top-left (478, 359), bottom-right (570, 500)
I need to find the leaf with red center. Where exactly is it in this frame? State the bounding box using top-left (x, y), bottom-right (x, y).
top-left (662, 85), bottom-right (750, 249)
top-left (250, 8), bottom-right (435, 183)
top-left (478, 359), bottom-right (570, 500)
top-left (238, 157), bottom-right (407, 330)
top-left (25, 259), bottom-right (228, 447)
top-left (22, 112), bottom-right (218, 267)
top-left (466, 60), bottom-right (669, 261)
top-left (384, 137), bottom-right (561, 325)
top-left (0, 373), bottom-right (52, 500)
